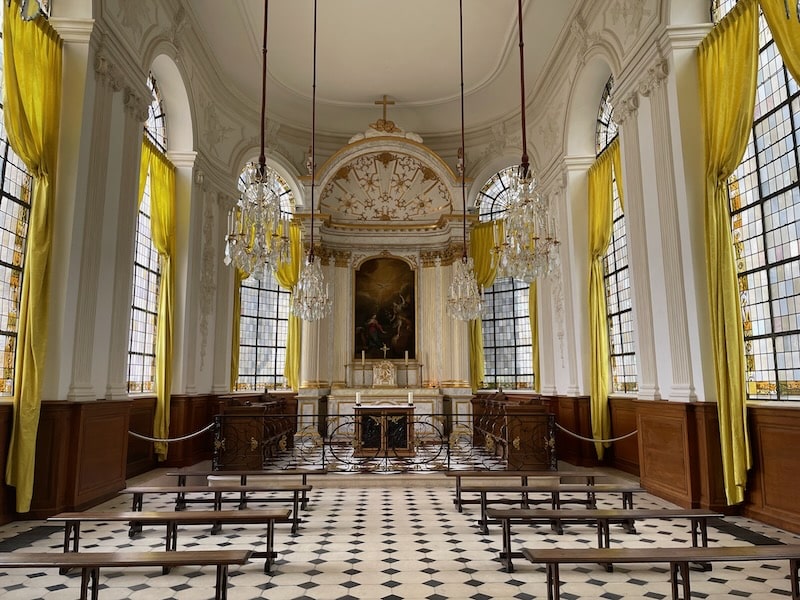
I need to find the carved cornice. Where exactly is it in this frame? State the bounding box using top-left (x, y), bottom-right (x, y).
top-left (638, 58), bottom-right (669, 98)
top-left (123, 87), bottom-right (150, 123)
top-left (94, 50), bottom-right (123, 92)
top-left (615, 92), bottom-right (640, 125)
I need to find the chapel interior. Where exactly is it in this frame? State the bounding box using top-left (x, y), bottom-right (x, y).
top-left (0, 0), bottom-right (799, 598)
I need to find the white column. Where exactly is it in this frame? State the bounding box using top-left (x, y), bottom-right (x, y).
top-left (212, 193), bottom-right (235, 394)
top-left (615, 89), bottom-right (661, 400)
top-left (66, 49), bottom-right (119, 401)
top-left (104, 87), bottom-right (149, 400)
top-left (560, 156), bottom-right (595, 396)
top-left (640, 57), bottom-right (697, 402)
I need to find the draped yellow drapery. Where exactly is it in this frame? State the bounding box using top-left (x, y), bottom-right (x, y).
top-left (760, 0), bottom-right (800, 84)
top-left (698, 0), bottom-right (758, 505)
top-left (587, 137), bottom-right (620, 460)
top-left (468, 221), bottom-right (500, 392)
top-left (2, 0), bottom-right (62, 513)
top-left (138, 138), bottom-right (176, 461)
top-left (230, 268), bottom-right (246, 391)
top-left (274, 222), bottom-right (303, 391)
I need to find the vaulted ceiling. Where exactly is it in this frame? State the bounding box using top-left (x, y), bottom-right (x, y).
top-left (185, 0), bottom-right (580, 140)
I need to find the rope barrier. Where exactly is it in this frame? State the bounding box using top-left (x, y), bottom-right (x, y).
top-left (128, 422), bottom-right (215, 443)
top-left (555, 422), bottom-right (638, 443)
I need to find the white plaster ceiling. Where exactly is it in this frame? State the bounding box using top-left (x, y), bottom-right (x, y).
top-left (185, 0), bottom-right (579, 138)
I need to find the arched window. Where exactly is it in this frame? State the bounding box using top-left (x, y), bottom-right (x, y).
top-left (714, 1), bottom-right (800, 400)
top-left (477, 167), bottom-right (533, 389)
top-left (127, 73), bottom-right (165, 393)
top-left (596, 77), bottom-right (637, 393)
top-left (0, 23), bottom-right (33, 395)
top-left (235, 167), bottom-right (294, 390)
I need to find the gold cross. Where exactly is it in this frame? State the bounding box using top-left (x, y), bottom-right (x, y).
top-left (380, 343), bottom-right (390, 359)
top-left (374, 95), bottom-right (395, 122)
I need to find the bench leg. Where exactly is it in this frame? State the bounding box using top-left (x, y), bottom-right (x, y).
top-left (790, 558), bottom-right (799, 600)
top-left (164, 521), bottom-right (178, 573)
top-left (479, 492), bottom-right (489, 535)
top-left (78, 566), bottom-right (100, 600)
top-left (454, 477), bottom-right (463, 512)
top-left (215, 564), bottom-right (230, 600)
top-left (690, 518), bottom-right (712, 572)
top-left (500, 518), bottom-right (514, 573)
top-left (264, 519), bottom-right (276, 574)
top-left (670, 561), bottom-right (691, 600)
top-left (301, 474), bottom-right (309, 510)
top-left (60, 522), bottom-right (81, 574)
top-left (545, 563), bottom-right (560, 600)
top-left (291, 491), bottom-right (300, 534)
top-left (129, 493), bottom-right (144, 537)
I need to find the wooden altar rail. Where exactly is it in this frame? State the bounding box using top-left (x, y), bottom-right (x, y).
top-left (210, 409), bottom-right (556, 473)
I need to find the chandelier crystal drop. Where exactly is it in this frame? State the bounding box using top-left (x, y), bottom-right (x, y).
top-left (494, 165), bottom-right (560, 282)
top-left (291, 0), bottom-right (331, 321)
top-left (447, 255), bottom-right (483, 321)
top-left (492, 0), bottom-right (560, 283)
top-left (223, 0), bottom-right (288, 281)
top-left (293, 255), bottom-right (332, 321)
top-left (446, 0), bottom-right (483, 322)
top-left (224, 164), bottom-right (289, 281)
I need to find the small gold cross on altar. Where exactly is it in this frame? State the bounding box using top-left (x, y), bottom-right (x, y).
top-left (380, 343), bottom-right (390, 359)
top-left (374, 95), bottom-right (395, 121)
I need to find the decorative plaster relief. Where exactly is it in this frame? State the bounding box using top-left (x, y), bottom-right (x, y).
top-left (115, 0), bottom-right (156, 40)
top-left (638, 58), bottom-right (670, 98)
top-left (202, 98), bottom-right (234, 159)
top-left (608, 0), bottom-right (651, 41)
top-left (124, 88), bottom-right (150, 123)
top-left (615, 91), bottom-right (640, 125)
top-left (319, 151), bottom-right (452, 223)
top-left (199, 189), bottom-right (216, 370)
top-left (569, 16), bottom-right (601, 69)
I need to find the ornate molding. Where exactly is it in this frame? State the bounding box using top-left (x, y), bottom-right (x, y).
top-left (615, 92), bottom-right (640, 125)
top-left (569, 16), bottom-right (601, 68)
top-left (123, 87), bottom-right (150, 123)
top-left (638, 58), bottom-right (669, 98)
top-left (94, 50), bottom-right (123, 92)
top-left (608, 0), bottom-right (650, 41)
top-left (199, 197), bottom-right (216, 370)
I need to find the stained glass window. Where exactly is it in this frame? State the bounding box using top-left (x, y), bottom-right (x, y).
top-left (127, 73), bottom-right (165, 393)
top-left (597, 77), bottom-right (638, 393)
top-left (713, 1), bottom-right (800, 400)
top-left (0, 28), bottom-right (33, 396)
top-left (477, 166), bottom-right (534, 389)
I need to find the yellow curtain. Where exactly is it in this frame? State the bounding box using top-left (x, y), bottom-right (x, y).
top-left (698, 0), bottom-right (758, 505)
top-left (274, 222), bottom-right (303, 391)
top-left (468, 221), bottom-right (500, 392)
top-left (588, 139), bottom-right (618, 460)
top-left (530, 281), bottom-right (540, 393)
top-left (2, 0), bottom-right (62, 513)
top-left (230, 268), bottom-right (246, 391)
top-left (760, 0), bottom-right (800, 83)
top-left (140, 138), bottom-right (176, 461)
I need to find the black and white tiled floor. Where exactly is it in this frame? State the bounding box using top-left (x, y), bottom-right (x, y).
top-left (0, 469), bottom-right (799, 599)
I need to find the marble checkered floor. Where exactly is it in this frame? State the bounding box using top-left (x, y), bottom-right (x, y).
top-left (0, 469), bottom-right (799, 599)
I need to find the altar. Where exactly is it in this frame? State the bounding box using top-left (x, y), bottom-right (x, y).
top-left (354, 404), bottom-right (414, 457)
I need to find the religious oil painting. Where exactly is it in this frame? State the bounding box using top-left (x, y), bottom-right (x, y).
top-left (354, 257), bottom-right (415, 360)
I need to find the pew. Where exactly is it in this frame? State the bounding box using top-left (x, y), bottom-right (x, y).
top-left (49, 509), bottom-right (290, 573)
top-left (487, 507), bottom-right (721, 572)
top-left (445, 469), bottom-right (610, 512)
top-left (467, 482), bottom-right (645, 534)
top-left (522, 544), bottom-right (800, 600)
top-left (121, 482), bottom-right (312, 533)
top-left (0, 549), bottom-right (251, 600)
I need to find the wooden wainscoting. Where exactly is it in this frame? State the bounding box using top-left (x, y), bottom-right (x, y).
top-left (538, 396), bottom-right (599, 467)
top-left (0, 402), bottom-right (15, 524)
top-left (608, 397), bottom-right (639, 476)
top-left (28, 400), bottom-right (132, 518)
top-left (745, 405), bottom-right (800, 532)
top-left (162, 395), bottom-right (218, 468)
top-left (127, 397), bottom-right (156, 478)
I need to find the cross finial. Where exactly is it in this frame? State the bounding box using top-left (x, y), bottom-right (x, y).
top-left (380, 343), bottom-right (390, 359)
top-left (374, 95), bottom-right (395, 121)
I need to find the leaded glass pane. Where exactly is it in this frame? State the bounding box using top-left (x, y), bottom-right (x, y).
top-left (718, 0), bottom-right (800, 401)
top-left (235, 270), bottom-right (290, 391)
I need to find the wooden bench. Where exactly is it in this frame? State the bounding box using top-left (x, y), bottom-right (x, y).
top-left (49, 509), bottom-right (290, 574)
top-left (121, 482), bottom-right (312, 533)
top-left (522, 544), bottom-right (800, 600)
top-left (166, 468), bottom-right (325, 510)
top-left (0, 549), bottom-right (251, 600)
top-left (468, 483), bottom-right (645, 534)
top-left (487, 507), bottom-right (721, 572)
top-left (445, 469), bottom-right (611, 512)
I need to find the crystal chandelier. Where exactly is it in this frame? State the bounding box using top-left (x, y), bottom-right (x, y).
top-left (492, 0), bottom-right (559, 283)
top-left (292, 0), bottom-right (332, 322)
top-left (223, 0), bottom-right (289, 281)
top-left (446, 0), bottom-right (483, 322)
